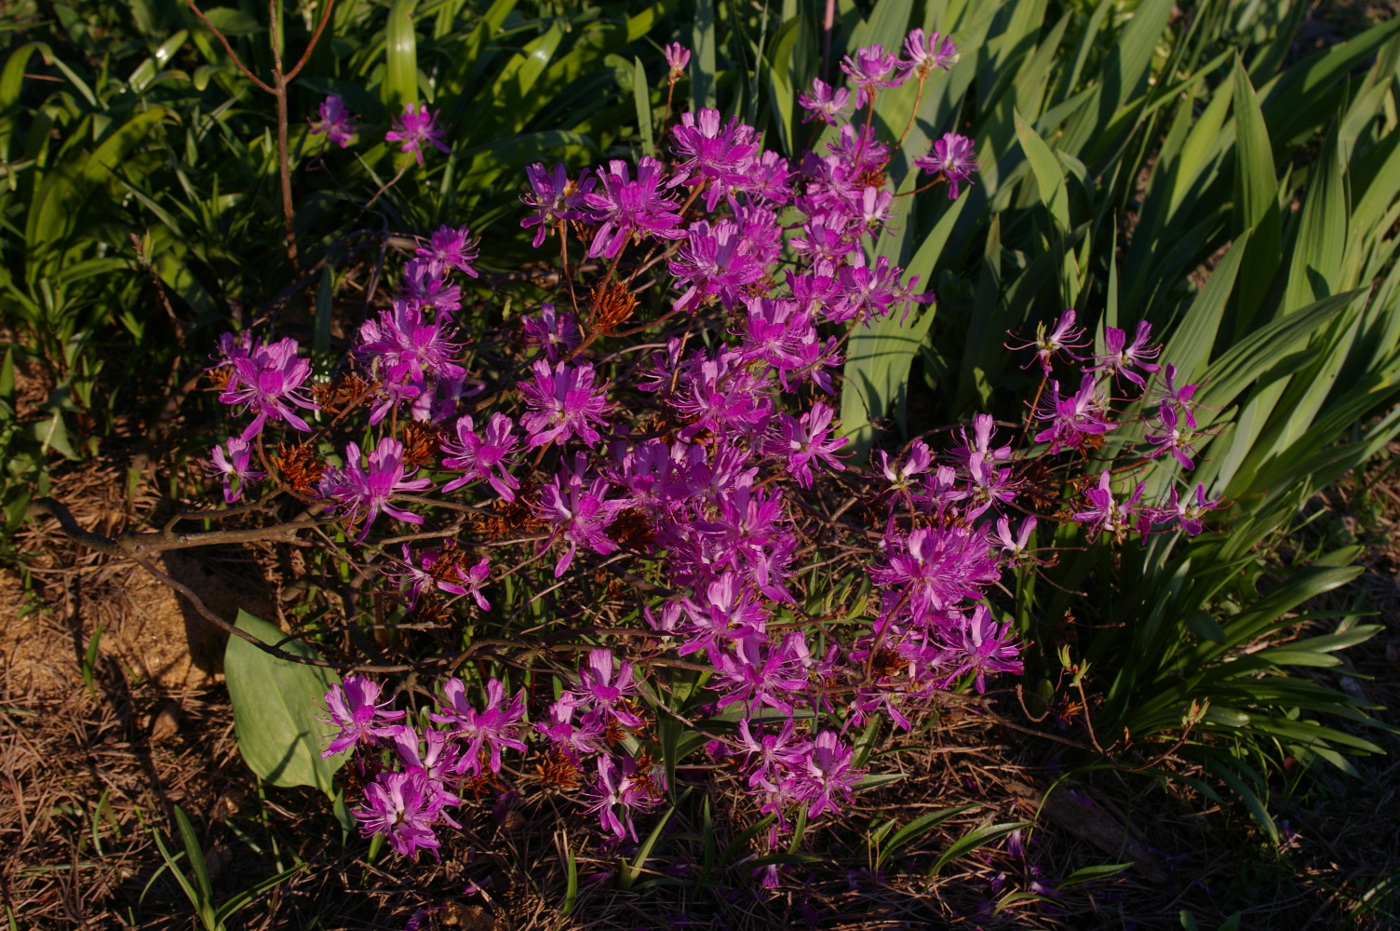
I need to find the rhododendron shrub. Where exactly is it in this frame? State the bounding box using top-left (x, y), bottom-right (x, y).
top-left (205, 30), bottom-right (1219, 872)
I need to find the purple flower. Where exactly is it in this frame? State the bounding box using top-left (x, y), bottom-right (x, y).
top-left (1007, 308), bottom-right (1089, 376)
top-left (414, 225), bottom-right (479, 278)
top-left (1155, 364), bottom-right (1199, 429)
top-left (582, 157), bottom-right (686, 259)
top-left (569, 648), bottom-right (644, 728)
top-left (668, 219), bottom-right (764, 313)
top-left (429, 678), bottom-right (528, 775)
top-left (798, 78), bottom-right (853, 125)
top-left (940, 605), bottom-right (1023, 693)
top-left (1072, 471), bottom-right (1145, 540)
top-left (401, 262), bottom-right (462, 314)
top-left (1161, 483), bottom-right (1222, 535)
top-left (386, 103), bottom-right (451, 165)
top-left (320, 676), bottom-right (406, 757)
top-left (440, 413), bottom-right (520, 501)
top-left (1033, 374), bottom-right (1116, 453)
top-left (1093, 322), bottom-right (1162, 388)
top-left (790, 731), bottom-right (860, 819)
top-left (520, 163), bottom-right (595, 249)
top-left (1144, 405), bottom-right (1196, 470)
top-left (870, 525), bottom-right (999, 618)
top-left (839, 44), bottom-right (904, 107)
top-left (914, 132), bottom-right (977, 199)
top-left (355, 769), bottom-right (460, 858)
top-left (208, 437), bottom-right (266, 504)
top-left (898, 29), bottom-right (959, 80)
top-left (357, 301), bottom-right (466, 423)
top-left (519, 359), bottom-right (612, 449)
top-left (664, 43), bottom-right (691, 77)
top-left (387, 727), bottom-right (463, 797)
top-left (521, 302), bottom-right (581, 360)
top-left (735, 718), bottom-right (808, 789)
top-left (320, 437), bottom-right (434, 542)
top-left (382, 544), bottom-right (482, 607)
top-left (764, 402), bottom-right (848, 488)
top-left (990, 516), bottom-right (1038, 563)
top-left (710, 631), bottom-right (811, 715)
top-left (309, 95), bottom-right (357, 147)
top-left (949, 414), bottom-right (1012, 468)
top-left (537, 457), bottom-right (629, 577)
top-left (875, 440), bottom-right (934, 492)
top-left (829, 255), bottom-right (926, 325)
top-left (669, 109), bottom-right (759, 197)
top-left (584, 755), bottom-right (660, 841)
top-left (217, 335), bottom-right (318, 441)
top-left (678, 571), bottom-right (768, 655)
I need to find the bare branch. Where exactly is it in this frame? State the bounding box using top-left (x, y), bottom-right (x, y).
top-left (182, 0), bottom-right (274, 93)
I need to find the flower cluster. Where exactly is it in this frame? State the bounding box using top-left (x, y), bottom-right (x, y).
top-left (207, 30), bottom-right (1224, 880)
top-left (320, 675), bottom-right (526, 857)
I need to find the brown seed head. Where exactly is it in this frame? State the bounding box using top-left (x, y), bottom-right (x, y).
top-left (272, 442), bottom-right (326, 495)
top-left (588, 279), bottom-right (639, 334)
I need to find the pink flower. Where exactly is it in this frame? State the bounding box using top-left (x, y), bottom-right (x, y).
top-left (519, 359), bottom-right (612, 449)
top-left (355, 769), bottom-right (459, 858)
top-left (1093, 321), bottom-right (1162, 388)
top-left (764, 402), bottom-right (848, 488)
top-left (798, 78), bottom-right (853, 125)
top-left (581, 157), bottom-right (686, 259)
top-left (309, 95), bottom-right (357, 147)
top-left (897, 29), bottom-right (959, 80)
top-left (429, 678), bottom-right (528, 775)
top-left (386, 103), bottom-right (451, 165)
top-left (839, 44), bottom-right (904, 107)
top-left (939, 605), bottom-right (1023, 693)
top-left (440, 412), bottom-right (521, 501)
top-left (320, 437), bottom-right (434, 542)
top-left (664, 43), bottom-right (691, 76)
top-left (216, 334), bottom-right (319, 440)
top-left (1072, 471), bottom-right (1146, 540)
top-left (1007, 308), bottom-right (1089, 376)
top-left (320, 676), bottom-right (406, 757)
top-left (208, 437), bottom-right (265, 504)
top-left (914, 132), bottom-right (978, 199)
top-left (413, 225), bottom-right (479, 278)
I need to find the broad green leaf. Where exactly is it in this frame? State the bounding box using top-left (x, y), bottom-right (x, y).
top-left (224, 610), bottom-right (343, 797)
top-left (1014, 108), bottom-right (1069, 229)
top-left (691, 0), bottom-right (717, 110)
top-left (384, 0), bottom-right (418, 110)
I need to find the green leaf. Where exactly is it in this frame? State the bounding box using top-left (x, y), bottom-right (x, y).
top-left (691, 0), bottom-right (716, 110)
top-left (1014, 108), bottom-right (1069, 229)
top-left (878, 803), bottom-right (978, 868)
top-left (633, 57), bottom-right (653, 157)
top-left (224, 610), bottom-right (343, 797)
top-left (1055, 861), bottom-right (1134, 890)
top-left (201, 7), bottom-right (261, 36)
top-left (929, 821), bottom-right (1028, 876)
top-left (1230, 58), bottom-right (1279, 335)
top-left (213, 861), bottom-right (305, 926)
top-left (1186, 611), bottom-right (1226, 644)
top-left (384, 0), bottom-right (418, 111)
top-left (173, 805), bottom-right (213, 906)
top-left (619, 791), bottom-right (685, 890)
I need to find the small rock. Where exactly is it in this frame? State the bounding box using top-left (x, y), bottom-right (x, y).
top-left (150, 701), bottom-right (181, 744)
